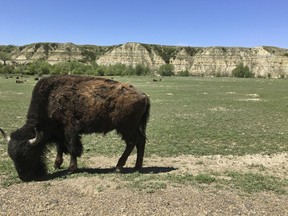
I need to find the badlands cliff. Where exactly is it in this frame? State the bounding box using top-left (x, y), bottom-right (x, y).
top-left (2, 42), bottom-right (288, 78)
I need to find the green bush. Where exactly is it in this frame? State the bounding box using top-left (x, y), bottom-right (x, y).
top-left (135, 64), bottom-right (151, 76)
top-left (0, 65), bottom-right (14, 74)
top-left (158, 64), bottom-right (174, 76)
top-left (0, 51), bottom-right (11, 66)
top-left (177, 70), bottom-right (189, 77)
top-left (232, 63), bottom-right (254, 78)
top-left (27, 60), bottom-right (52, 75)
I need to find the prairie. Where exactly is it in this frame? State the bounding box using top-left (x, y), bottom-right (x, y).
top-left (0, 76), bottom-right (287, 215)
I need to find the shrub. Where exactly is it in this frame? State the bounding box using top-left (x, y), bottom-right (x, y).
top-left (0, 65), bottom-right (14, 74)
top-left (135, 64), bottom-right (151, 76)
top-left (26, 60), bottom-right (52, 75)
top-left (177, 70), bottom-right (189, 77)
top-left (158, 64), bottom-right (174, 76)
top-left (232, 63), bottom-right (254, 78)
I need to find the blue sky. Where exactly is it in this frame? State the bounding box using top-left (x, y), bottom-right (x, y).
top-left (0, 0), bottom-right (287, 48)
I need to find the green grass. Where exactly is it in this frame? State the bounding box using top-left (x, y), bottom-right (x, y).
top-left (1, 76), bottom-right (288, 156)
top-left (80, 76), bottom-right (288, 157)
top-left (1, 75), bottom-right (288, 193)
top-left (0, 159), bottom-right (21, 187)
top-left (226, 171), bottom-right (288, 194)
top-left (119, 77), bottom-right (288, 157)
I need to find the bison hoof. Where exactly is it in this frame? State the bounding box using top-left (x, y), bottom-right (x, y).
top-left (115, 166), bottom-right (123, 173)
top-left (68, 165), bottom-right (78, 174)
top-left (54, 164), bottom-right (61, 170)
top-left (54, 158), bottom-right (63, 170)
top-left (54, 161), bottom-right (63, 169)
top-left (68, 169), bottom-right (77, 174)
top-left (134, 166), bottom-right (142, 172)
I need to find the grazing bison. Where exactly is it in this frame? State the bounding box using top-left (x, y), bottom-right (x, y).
top-left (0, 75), bottom-right (150, 181)
top-left (16, 80), bottom-right (24, 83)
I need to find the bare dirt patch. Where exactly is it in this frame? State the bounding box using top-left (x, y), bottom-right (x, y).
top-left (0, 153), bottom-right (287, 215)
top-left (86, 153), bottom-right (288, 178)
top-left (239, 93), bottom-right (264, 102)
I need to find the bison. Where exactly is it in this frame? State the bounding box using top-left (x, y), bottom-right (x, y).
top-left (16, 80), bottom-right (24, 83)
top-left (0, 75), bottom-right (150, 181)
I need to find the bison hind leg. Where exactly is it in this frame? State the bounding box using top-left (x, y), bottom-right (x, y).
top-left (134, 134), bottom-right (146, 171)
top-left (116, 129), bottom-right (146, 172)
top-left (64, 130), bottom-right (83, 172)
top-left (115, 141), bottom-right (135, 172)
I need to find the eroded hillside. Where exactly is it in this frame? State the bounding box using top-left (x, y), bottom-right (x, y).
top-left (1, 42), bottom-right (288, 77)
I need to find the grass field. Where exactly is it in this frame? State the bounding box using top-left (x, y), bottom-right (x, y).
top-left (118, 76), bottom-right (288, 156)
top-left (0, 75), bottom-right (288, 193)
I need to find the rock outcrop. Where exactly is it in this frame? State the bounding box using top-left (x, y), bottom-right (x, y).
top-left (10, 43), bottom-right (84, 64)
top-left (96, 42), bottom-right (165, 69)
top-left (97, 43), bottom-right (288, 78)
top-left (181, 46), bottom-right (288, 78)
top-left (2, 42), bottom-right (288, 78)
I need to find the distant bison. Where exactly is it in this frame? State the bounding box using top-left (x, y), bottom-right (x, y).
top-left (0, 75), bottom-right (150, 181)
top-left (16, 80), bottom-right (24, 83)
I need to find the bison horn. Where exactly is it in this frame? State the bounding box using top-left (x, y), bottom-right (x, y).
top-left (0, 128), bottom-right (10, 142)
top-left (29, 127), bottom-right (43, 146)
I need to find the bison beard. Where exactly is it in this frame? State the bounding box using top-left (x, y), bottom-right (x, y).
top-left (3, 75), bottom-right (150, 181)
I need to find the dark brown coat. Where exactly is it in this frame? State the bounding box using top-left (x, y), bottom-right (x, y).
top-left (7, 75), bottom-right (150, 181)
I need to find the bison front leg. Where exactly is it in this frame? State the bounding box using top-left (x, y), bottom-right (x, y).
top-left (54, 150), bottom-right (63, 169)
top-left (54, 143), bottom-right (66, 169)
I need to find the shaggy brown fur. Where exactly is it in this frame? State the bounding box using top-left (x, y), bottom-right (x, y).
top-left (7, 75), bottom-right (150, 181)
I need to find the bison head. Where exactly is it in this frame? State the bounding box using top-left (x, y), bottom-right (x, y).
top-left (1, 127), bottom-right (46, 181)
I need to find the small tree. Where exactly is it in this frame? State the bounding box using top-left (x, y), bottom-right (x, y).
top-left (135, 64), bottom-right (151, 76)
top-left (27, 60), bottom-right (52, 75)
top-left (232, 63), bottom-right (254, 78)
top-left (0, 65), bottom-right (14, 74)
top-left (95, 66), bottom-right (106, 76)
top-left (0, 51), bottom-right (11, 66)
top-left (158, 64), bottom-right (174, 76)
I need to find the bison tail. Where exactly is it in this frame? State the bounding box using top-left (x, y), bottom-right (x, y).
top-left (139, 98), bottom-right (150, 140)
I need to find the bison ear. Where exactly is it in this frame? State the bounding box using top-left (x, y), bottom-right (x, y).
top-left (28, 127), bottom-right (43, 146)
top-left (0, 128), bottom-right (10, 143)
